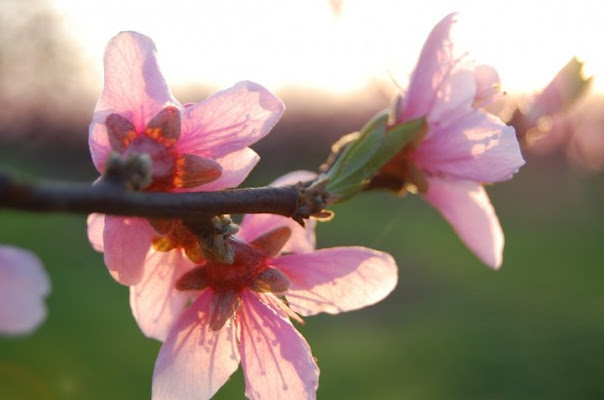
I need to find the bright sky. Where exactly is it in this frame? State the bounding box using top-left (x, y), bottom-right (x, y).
top-left (52, 0), bottom-right (602, 95)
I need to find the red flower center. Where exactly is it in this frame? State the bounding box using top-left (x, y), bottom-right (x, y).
top-left (105, 106), bottom-right (222, 192)
top-left (175, 227), bottom-right (293, 330)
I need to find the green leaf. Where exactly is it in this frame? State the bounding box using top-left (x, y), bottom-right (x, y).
top-left (325, 111), bottom-right (425, 203)
top-left (374, 117), bottom-right (426, 167)
top-left (327, 111), bottom-right (388, 184)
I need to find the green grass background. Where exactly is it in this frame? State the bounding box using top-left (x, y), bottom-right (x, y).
top-left (0, 155), bottom-right (603, 400)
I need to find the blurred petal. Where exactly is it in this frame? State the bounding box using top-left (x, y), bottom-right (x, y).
top-left (426, 69), bottom-right (476, 127)
top-left (412, 111), bottom-right (525, 183)
top-left (423, 176), bottom-right (504, 269)
top-left (238, 170), bottom-right (318, 252)
top-left (153, 290), bottom-right (240, 400)
top-left (269, 247), bottom-right (397, 316)
top-left (269, 170), bottom-right (317, 188)
top-left (568, 116), bottom-right (604, 171)
top-left (473, 64), bottom-right (500, 107)
top-left (0, 246), bottom-right (50, 335)
top-left (177, 81), bottom-right (285, 158)
top-left (529, 57), bottom-right (592, 119)
top-left (89, 31), bottom-right (178, 172)
top-left (103, 216), bottom-right (154, 285)
top-left (130, 250), bottom-right (196, 341)
top-left (239, 291), bottom-right (319, 400)
top-left (87, 213), bottom-right (105, 252)
top-left (89, 123), bottom-right (113, 173)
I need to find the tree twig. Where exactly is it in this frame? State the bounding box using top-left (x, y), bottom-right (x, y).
top-left (0, 172), bottom-right (302, 220)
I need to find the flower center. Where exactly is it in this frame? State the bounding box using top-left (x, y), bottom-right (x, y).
top-left (371, 150), bottom-right (428, 194)
top-left (124, 135), bottom-right (177, 191)
top-left (106, 107), bottom-right (226, 262)
top-left (174, 227), bottom-right (293, 330)
top-left (205, 239), bottom-right (266, 292)
top-left (105, 106), bottom-right (222, 192)
top-left (177, 238), bottom-right (288, 293)
top-left (149, 219), bottom-right (204, 263)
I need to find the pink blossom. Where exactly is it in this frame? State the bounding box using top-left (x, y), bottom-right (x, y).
top-left (123, 170), bottom-right (313, 342)
top-left (382, 13), bottom-right (525, 268)
top-left (0, 245), bottom-right (50, 335)
top-left (510, 57), bottom-right (593, 159)
top-left (526, 57), bottom-right (592, 125)
top-left (87, 32), bottom-right (285, 289)
top-left (151, 172), bottom-right (398, 399)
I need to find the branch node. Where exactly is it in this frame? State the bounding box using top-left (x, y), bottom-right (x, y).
top-left (185, 215), bottom-right (239, 264)
top-left (293, 178), bottom-right (332, 225)
top-left (100, 151), bottom-right (152, 191)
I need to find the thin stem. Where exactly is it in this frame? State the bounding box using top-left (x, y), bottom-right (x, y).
top-left (0, 172), bottom-right (300, 220)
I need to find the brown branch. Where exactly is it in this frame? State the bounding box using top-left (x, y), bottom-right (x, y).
top-left (0, 172), bottom-right (301, 220)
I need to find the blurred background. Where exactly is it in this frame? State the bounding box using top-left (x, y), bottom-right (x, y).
top-left (0, 0), bottom-right (603, 399)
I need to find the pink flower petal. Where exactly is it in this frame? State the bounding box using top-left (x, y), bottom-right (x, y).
top-left (238, 171), bottom-right (318, 253)
top-left (89, 31), bottom-right (178, 172)
top-left (269, 170), bottom-right (317, 188)
top-left (89, 124), bottom-right (112, 173)
top-left (269, 247), bottom-right (398, 316)
top-left (426, 69), bottom-right (476, 127)
top-left (153, 290), bottom-right (240, 400)
top-left (103, 216), bottom-right (154, 285)
top-left (239, 291), bottom-right (319, 400)
top-left (473, 64), bottom-right (500, 107)
top-left (87, 213), bottom-right (105, 252)
top-left (176, 81), bottom-right (285, 159)
top-left (239, 213), bottom-right (316, 255)
top-left (399, 13), bottom-right (461, 122)
top-left (412, 111), bottom-right (525, 183)
top-left (422, 176), bottom-right (504, 269)
top-left (0, 246), bottom-right (50, 335)
top-left (399, 14), bottom-right (501, 130)
top-left (130, 250), bottom-right (196, 341)
top-left (529, 57), bottom-right (592, 120)
top-left (177, 147), bottom-right (259, 192)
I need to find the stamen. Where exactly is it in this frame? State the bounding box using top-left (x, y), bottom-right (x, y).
top-left (149, 220), bottom-right (205, 263)
top-left (184, 244), bottom-right (205, 264)
top-left (151, 236), bottom-right (175, 252)
top-left (172, 154), bottom-right (222, 189)
top-left (264, 294), bottom-right (304, 325)
top-left (406, 163), bottom-right (428, 193)
top-left (146, 127), bottom-right (163, 140)
top-left (173, 177), bottom-right (184, 187)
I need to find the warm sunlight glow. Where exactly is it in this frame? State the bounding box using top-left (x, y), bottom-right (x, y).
top-left (53, 0), bottom-right (602, 95)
